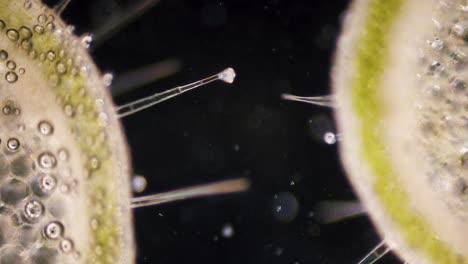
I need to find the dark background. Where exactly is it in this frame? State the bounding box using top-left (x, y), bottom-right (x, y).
top-left (45, 0), bottom-right (402, 263)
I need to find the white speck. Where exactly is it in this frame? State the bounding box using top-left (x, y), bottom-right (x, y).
top-left (221, 223), bottom-right (234, 238)
top-left (323, 132), bottom-right (336, 144)
top-left (218, 68), bottom-right (236, 83)
top-left (275, 247), bottom-right (283, 256)
top-left (132, 175), bottom-right (147, 193)
top-left (80, 33), bottom-right (93, 49)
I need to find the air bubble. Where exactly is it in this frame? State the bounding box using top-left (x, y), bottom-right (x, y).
top-left (40, 174), bottom-right (57, 192)
top-left (0, 50), bottom-right (8, 60)
top-left (76, 103), bottom-right (85, 115)
top-left (89, 156), bottom-right (101, 170)
top-left (38, 152), bottom-right (57, 169)
top-left (23, 1), bottom-right (32, 9)
top-left (24, 200), bottom-right (44, 221)
top-left (38, 120), bottom-right (53, 136)
top-left (60, 238), bottom-right (74, 253)
top-left (56, 62), bottom-right (67, 74)
top-left (2, 105), bottom-right (11, 115)
top-left (43, 221), bottom-right (64, 239)
top-left (64, 104), bottom-right (74, 116)
top-left (95, 245), bottom-right (103, 256)
top-left (7, 138), bottom-right (20, 151)
top-left (6, 29), bottom-right (19, 41)
top-left (6, 60), bottom-right (16, 70)
top-left (452, 22), bottom-right (468, 38)
top-left (5, 71), bottom-right (18, 83)
top-left (60, 167), bottom-right (71, 178)
top-left (60, 184), bottom-right (70, 193)
top-left (32, 174), bottom-right (57, 196)
top-left (28, 50), bottom-right (37, 59)
top-left (46, 22), bottom-right (55, 31)
top-left (73, 251), bottom-right (81, 260)
top-left (91, 218), bottom-right (99, 230)
top-left (57, 148), bottom-right (69, 161)
top-left (37, 14), bottom-right (47, 24)
top-left (19, 26), bottom-right (32, 39)
top-left (0, 19), bottom-right (5, 30)
top-left (49, 74), bottom-right (59, 86)
top-left (429, 60), bottom-right (444, 75)
top-left (17, 123), bottom-right (25, 132)
top-left (47, 51), bottom-right (56, 61)
top-left (34, 25), bottom-right (44, 34)
top-left (21, 40), bottom-right (32, 51)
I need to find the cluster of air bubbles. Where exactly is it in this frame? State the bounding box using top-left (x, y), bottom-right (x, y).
top-left (0, 49), bottom-right (24, 84)
top-left (0, 139), bottom-right (77, 260)
top-left (412, 4), bottom-right (468, 219)
top-left (2, 102), bottom-right (21, 116)
top-left (0, 96), bottom-right (83, 261)
top-left (0, 3), bottom-right (137, 262)
top-left (0, 17), bottom-right (34, 82)
top-left (0, 12), bottom-right (89, 90)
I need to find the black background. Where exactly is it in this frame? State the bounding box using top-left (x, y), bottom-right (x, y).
top-left (44, 0), bottom-right (403, 263)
